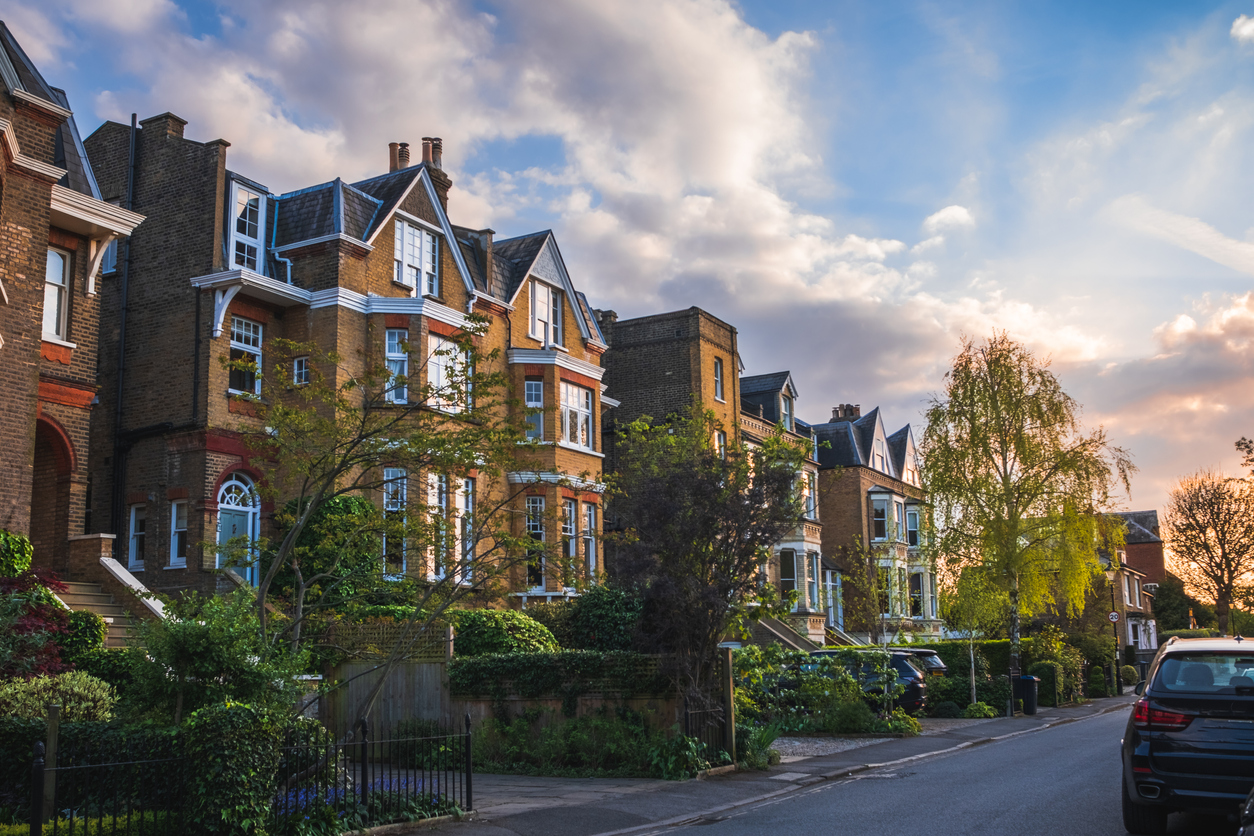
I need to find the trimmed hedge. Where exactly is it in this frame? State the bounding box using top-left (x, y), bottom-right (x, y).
top-left (1159, 629), bottom-right (1222, 641)
top-left (1088, 666), bottom-right (1109, 698)
top-left (449, 650), bottom-right (670, 716)
top-left (0, 671), bottom-right (116, 721)
top-left (59, 610), bottom-right (107, 663)
top-left (453, 609), bottom-right (558, 657)
top-left (184, 702), bottom-right (284, 836)
top-left (1027, 661), bottom-right (1063, 707)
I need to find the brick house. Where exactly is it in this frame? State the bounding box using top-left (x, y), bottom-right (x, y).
top-left (1113, 510), bottom-right (1162, 658)
top-left (0, 24), bottom-right (142, 575)
top-left (597, 306), bottom-right (834, 646)
top-left (81, 119), bottom-right (606, 604)
top-left (810, 403), bottom-right (942, 642)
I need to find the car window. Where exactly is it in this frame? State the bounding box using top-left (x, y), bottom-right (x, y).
top-left (893, 656), bottom-right (923, 676)
top-left (1154, 653), bottom-right (1254, 694)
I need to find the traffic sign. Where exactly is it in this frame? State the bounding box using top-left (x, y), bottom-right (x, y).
top-left (1108, 611), bottom-right (1120, 623)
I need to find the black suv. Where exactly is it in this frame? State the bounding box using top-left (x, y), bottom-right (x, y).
top-left (891, 647), bottom-right (949, 677)
top-left (1122, 637), bottom-right (1254, 834)
top-left (813, 649), bottom-right (928, 714)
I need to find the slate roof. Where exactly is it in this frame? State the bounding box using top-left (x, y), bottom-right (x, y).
top-left (811, 408), bottom-right (916, 479)
top-left (270, 178), bottom-right (383, 249)
top-left (351, 167), bottom-right (424, 241)
top-left (1116, 510), bottom-right (1162, 544)
top-left (886, 425), bottom-right (911, 475)
top-left (740, 372), bottom-right (793, 397)
top-left (0, 24), bottom-right (100, 198)
top-left (493, 232), bottom-right (549, 302)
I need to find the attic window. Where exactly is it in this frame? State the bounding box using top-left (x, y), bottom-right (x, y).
top-left (874, 438), bottom-right (887, 473)
top-left (780, 394), bottom-right (793, 432)
top-left (230, 183), bottom-right (265, 272)
top-left (530, 280), bottom-right (563, 347)
top-left (393, 219), bottom-right (439, 297)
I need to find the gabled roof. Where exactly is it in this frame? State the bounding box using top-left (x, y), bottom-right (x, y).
top-left (812, 407), bottom-right (912, 480)
top-left (0, 24), bottom-right (100, 199)
top-left (740, 371), bottom-right (797, 398)
top-left (495, 231), bottom-right (602, 345)
top-left (813, 420), bottom-right (863, 469)
top-left (271, 178), bottom-right (383, 248)
top-left (351, 166), bottom-right (424, 241)
top-left (494, 232), bottom-right (548, 301)
top-left (1116, 510), bottom-right (1163, 545)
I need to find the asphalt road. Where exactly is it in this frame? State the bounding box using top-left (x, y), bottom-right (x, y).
top-left (635, 710), bottom-right (1239, 836)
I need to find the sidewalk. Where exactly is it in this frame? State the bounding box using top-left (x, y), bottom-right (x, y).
top-left (420, 694), bottom-right (1137, 836)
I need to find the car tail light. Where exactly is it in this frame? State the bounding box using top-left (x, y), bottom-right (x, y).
top-left (1132, 698), bottom-right (1193, 732)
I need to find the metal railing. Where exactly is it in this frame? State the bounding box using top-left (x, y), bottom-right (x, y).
top-left (683, 701), bottom-right (727, 760)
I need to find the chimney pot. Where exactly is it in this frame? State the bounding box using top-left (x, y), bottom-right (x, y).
top-left (832, 406), bottom-right (842, 420)
top-left (388, 142), bottom-right (399, 173)
top-left (421, 137), bottom-right (433, 165)
top-left (397, 142), bottom-right (410, 169)
top-left (853, 404), bottom-right (861, 417)
top-left (431, 137), bottom-right (443, 170)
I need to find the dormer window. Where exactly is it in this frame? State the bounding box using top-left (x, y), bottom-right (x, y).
top-left (530, 281), bottom-right (563, 347)
top-left (393, 219), bottom-right (439, 297)
top-left (230, 183), bottom-right (265, 272)
top-left (874, 438), bottom-right (887, 472)
top-left (780, 394), bottom-right (793, 432)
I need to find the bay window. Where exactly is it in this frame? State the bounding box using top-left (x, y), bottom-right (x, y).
top-left (459, 478), bottom-right (475, 584)
top-left (525, 379), bottom-right (544, 440)
top-left (526, 496), bottom-right (545, 590)
top-left (427, 335), bottom-right (468, 412)
top-left (906, 508), bottom-right (920, 547)
top-left (872, 498), bottom-right (888, 541)
top-left (583, 503), bottom-right (597, 579)
top-left (779, 549), bottom-right (796, 602)
top-left (385, 330), bottom-right (408, 403)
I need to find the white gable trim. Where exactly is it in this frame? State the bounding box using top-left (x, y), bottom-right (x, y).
top-left (505, 234), bottom-right (593, 343)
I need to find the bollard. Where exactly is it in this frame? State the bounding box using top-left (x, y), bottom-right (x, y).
top-left (464, 713), bottom-right (473, 812)
top-left (31, 741), bottom-right (45, 832)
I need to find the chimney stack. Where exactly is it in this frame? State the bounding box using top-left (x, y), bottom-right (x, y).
top-left (431, 137), bottom-right (443, 170)
top-left (832, 406), bottom-right (842, 420)
top-left (421, 137), bottom-right (433, 165)
top-left (388, 142), bottom-right (399, 173)
top-left (851, 404), bottom-right (861, 418)
top-left (397, 142), bottom-right (411, 169)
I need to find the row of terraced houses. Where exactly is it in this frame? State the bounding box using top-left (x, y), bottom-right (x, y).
top-left (3, 23), bottom-right (1164, 655)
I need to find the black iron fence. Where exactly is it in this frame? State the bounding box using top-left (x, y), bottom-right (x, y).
top-left (27, 716), bottom-right (473, 836)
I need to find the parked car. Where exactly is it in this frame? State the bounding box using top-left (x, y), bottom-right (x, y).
top-left (811, 649), bottom-right (928, 715)
top-left (891, 647), bottom-right (949, 677)
top-left (1122, 636), bottom-right (1254, 834)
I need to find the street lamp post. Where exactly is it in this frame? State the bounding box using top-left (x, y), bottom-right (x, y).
top-left (1104, 565), bottom-right (1122, 697)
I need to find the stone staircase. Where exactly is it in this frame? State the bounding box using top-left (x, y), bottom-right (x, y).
top-left (60, 580), bottom-right (138, 648)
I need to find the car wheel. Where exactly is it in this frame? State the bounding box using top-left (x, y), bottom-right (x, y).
top-left (1122, 780), bottom-right (1168, 835)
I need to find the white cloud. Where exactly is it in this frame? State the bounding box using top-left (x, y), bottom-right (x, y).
top-left (911, 235), bottom-right (945, 253)
top-left (922, 204), bottom-right (974, 234)
top-left (1232, 14), bottom-right (1254, 44)
top-left (1106, 194), bottom-right (1254, 276)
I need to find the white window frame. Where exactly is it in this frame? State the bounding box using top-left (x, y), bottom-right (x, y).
top-left (714, 358), bottom-right (725, 402)
top-left (780, 394), bottom-right (793, 432)
top-left (563, 498), bottom-right (578, 587)
top-left (383, 467), bottom-right (407, 578)
top-left (429, 472), bottom-right (449, 581)
top-left (169, 500), bottom-right (188, 568)
top-left (560, 382), bottom-right (594, 450)
top-left (393, 219), bottom-right (439, 296)
top-left (871, 498), bottom-right (888, 541)
top-left (128, 504), bottom-right (146, 571)
top-left (906, 508), bottom-right (920, 547)
top-left (530, 281), bottom-right (563, 347)
top-left (386, 329), bottom-right (408, 404)
top-left (229, 316), bottom-right (263, 396)
top-left (525, 379), bottom-right (544, 440)
top-left (929, 572), bottom-right (938, 619)
top-left (895, 501), bottom-right (905, 541)
top-left (874, 438), bottom-right (887, 472)
top-left (427, 334), bottom-right (467, 413)
top-left (715, 430), bottom-right (727, 460)
top-left (583, 502), bottom-right (597, 580)
top-left (44, 247), bottom-right (70, 340)
top-left (1123, 574), bottom-right (1132, 606)
top-left (293, 356), bottom-right (309, 386)
top-left (230, 182), bottom-right (265, 272)
top-left (526, 496), bottom-right (546, 591)
top-left (909, 571), bottom-right (924, 617)
top-left (807, 552), bottom-right (820, 611)
top-left (779, 549), bottom-right (797, 604)
top-left (458, 477), bottom-right (475, 585)
top-left (804, 472), bottom-right (817, 520)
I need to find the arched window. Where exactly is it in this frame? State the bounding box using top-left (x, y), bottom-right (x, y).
top-left (217, 472), bottom-right (260, 584)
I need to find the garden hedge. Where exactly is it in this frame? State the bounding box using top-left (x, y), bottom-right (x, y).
top-left (184, 702), bottom-right (284, 836)
top-left (452, 609), bottom-right (558, 657)
top-left (1027, 661), bottom-right (1063, 707)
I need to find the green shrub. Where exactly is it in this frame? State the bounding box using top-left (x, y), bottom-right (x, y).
top-left (184, 702), bottom-right (284, 836)
top-left (387, 718), bottom-right (461, 771)
top-left (0, 530), bottom-right (32, 578)
top-left (453, 609), bottom-right (558, 657)
top-left (525, 600), bottom-right (574, 648)
top-left (565, 586), bottom-right (643, 652)
top-left (732, 644), bottom-right (865, 732)
top-left (71, 648), bottom-right (136, 694)
top-left (0, 811), bottom-right (172, 836)
top-left (1027, 662), bottom-right (1063, 708)
top-left (0, 671), bottom-right (116, 721)
top-left (1121, 665), bottom-right (1140, 686)
top-left (1088, 666), bottom-right (1109, 698)
top-left (823, 700), bottom-right (875, 733)
top-left (59, 610), bottom-right (107, 664)
top-left (737, 723), bottom-right (782, 771)
top-left (1159, 629), bottom-right (1222, 640)
top-left (648, 726), bottom-right (722, 779)
top-left (930, 701), bottom-right (963, 719)
top-left (1067, 633), bottom-right (1116, 668)
top-left (963, 702), bottom-right (998, 719)
top-left (870, 708), bottom-right (921, 735)
top-left (906, 641), bottom-right (990, 678)
top-left (472, 706), bottom-right (673, 778)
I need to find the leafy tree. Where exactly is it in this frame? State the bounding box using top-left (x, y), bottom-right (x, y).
top-left (606, 405), bottom-right (808, 701)
top-left (840, 535), bottom-right (918, 646)
top-left (1163, 469), bottom-right (1254, 635)
top-left (221, 320), bottom-right (577, 730)
top-left (920, 333), bottom-right (1133, 681)
top-left (940, 566), bottom-right (1007, 705)
top-left (1150, 574), bottom-right (1215, 631)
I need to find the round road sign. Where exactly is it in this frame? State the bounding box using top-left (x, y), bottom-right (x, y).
top-left (1108, 611), bottom-right (1120, 623)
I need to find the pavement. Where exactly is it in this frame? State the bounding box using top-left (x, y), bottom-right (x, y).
top-left (414, 693), bottom-right (1139, 836)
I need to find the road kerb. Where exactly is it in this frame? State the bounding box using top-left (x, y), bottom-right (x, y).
top-left (588, 701), bottom-right (1132, 836)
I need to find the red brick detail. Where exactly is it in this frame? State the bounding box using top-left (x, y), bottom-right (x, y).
top-left (167, 487), bottom-right (189, 500)
top-left (48, 227), bottom-right (80, 250)
top-left (127, 492), bottom-right (148, 505)
top-left (562, 488), bottom-right (600, 503)
top-left (228, 298), bottom-right (271, 324)
top-left (524, 365), bottom-right (545, 377)
top-left (427, 320), bottom-right (462, 338)
top-left (585, 344), bottom-right (605, 357)
top-left (384, 314), bottom-right (410, 328)
top-left (40, 341), bottom-right (73, 364)
top-left (38, 378), bottom-right (95, 409)
top-left (205, 430), bottom-right (251, 457)
top-left (525, 487), bottom-right (548, 497)
top-left (211, 465), bottom-right (265, 499)
top-left (473, 298), bottom-right (509, 317)
top-left (35, 416), bottom-right (76, 473)
top-left (228, 398), bottom-right (260, 417)
top-left (559, 370), bottom-right (600, 390)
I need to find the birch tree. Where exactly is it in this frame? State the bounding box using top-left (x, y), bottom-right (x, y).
top-left (920, 333), bottom-right (1133, 681)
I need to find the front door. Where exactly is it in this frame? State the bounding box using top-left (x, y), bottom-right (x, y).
top-left (218, 507), bottom-right (256, 584)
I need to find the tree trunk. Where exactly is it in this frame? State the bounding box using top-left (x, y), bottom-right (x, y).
top-left (1009, 575), bottom-right (1020, 715)
top-left (1217, 594), bottom-right (1231, 636)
